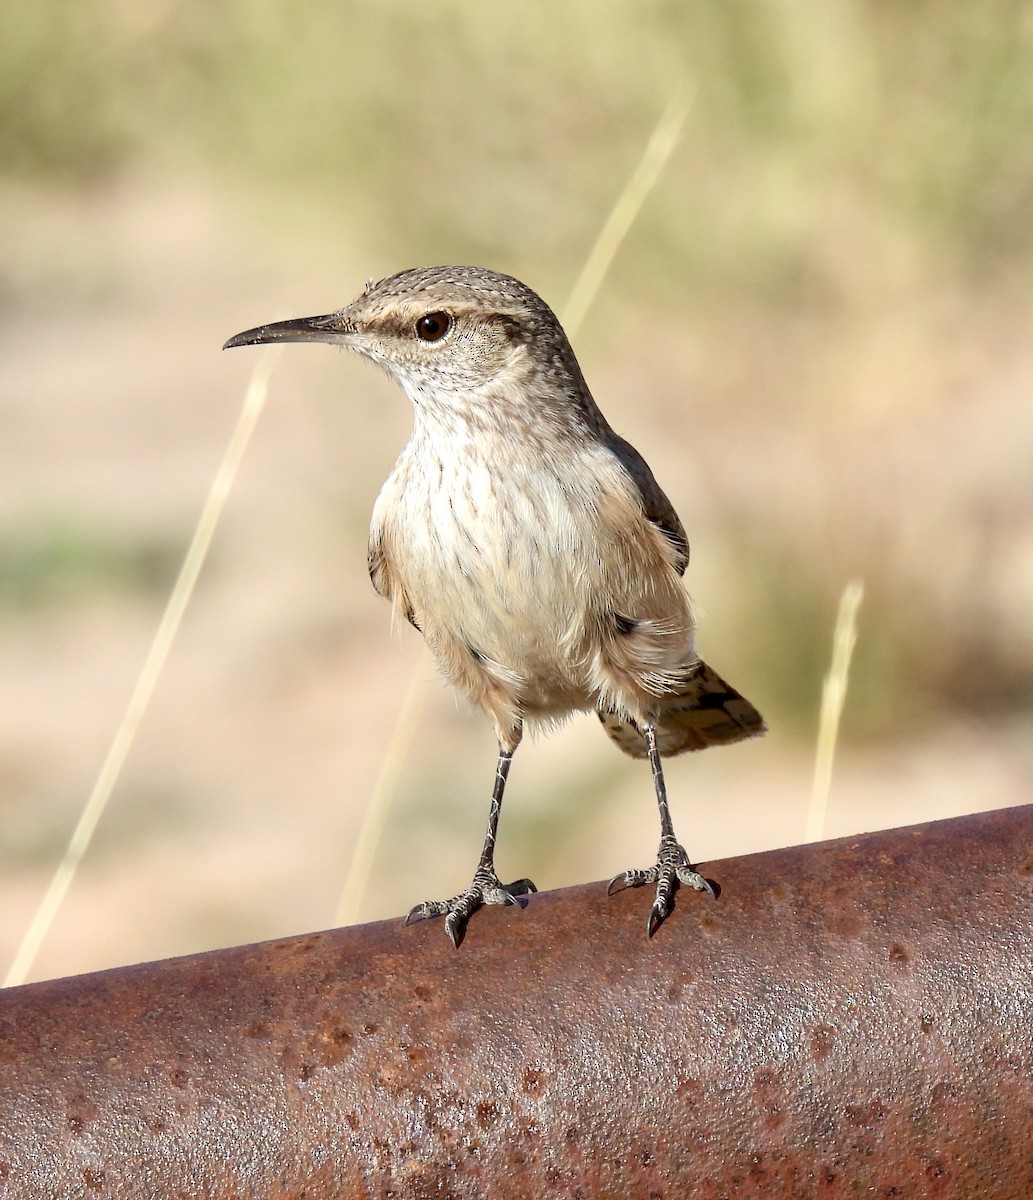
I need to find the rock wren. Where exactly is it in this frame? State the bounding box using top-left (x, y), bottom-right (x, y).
top-left (224, 265), bottom-right (764, 946)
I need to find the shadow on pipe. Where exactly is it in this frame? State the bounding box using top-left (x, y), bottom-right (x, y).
top-left (1, 804), bottom-right (1031, 1198)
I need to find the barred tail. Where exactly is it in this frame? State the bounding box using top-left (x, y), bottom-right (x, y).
top-left (598, 660), bottom-right (766, 759)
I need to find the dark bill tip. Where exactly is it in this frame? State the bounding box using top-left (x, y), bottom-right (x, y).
top-left (222, 313), bottom-right (350, 351)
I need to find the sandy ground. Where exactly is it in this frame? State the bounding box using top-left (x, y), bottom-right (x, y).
top-left (1, 178), bottom-right (1029, 985)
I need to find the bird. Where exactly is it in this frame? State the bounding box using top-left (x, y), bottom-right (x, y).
top-left (224, 265), bottom-right (764, 946)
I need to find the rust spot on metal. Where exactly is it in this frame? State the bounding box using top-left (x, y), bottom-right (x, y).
top-left (522, 1066), bottom-right (545, 1093)
top-left (0, 805), bottom-right (1030, 1197)
top-left (811, 1023), bottom-right (835, 1060)
top-left (888, 942), bottom-right (910, 967)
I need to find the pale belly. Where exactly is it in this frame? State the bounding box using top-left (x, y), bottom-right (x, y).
top-left (371, 445), bottom-right (695, 722)
top-left (394, 465), bottom-right (604, 703)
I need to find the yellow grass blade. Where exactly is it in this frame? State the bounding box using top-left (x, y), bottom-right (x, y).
top-left (807, 579), bottom-right (864, 843)
top-left (4, 348), bottom-right (280, 988)
top-left (332, 656), bottom-right (430, 927)
top-left (562, 86), bottom-right (693, 336)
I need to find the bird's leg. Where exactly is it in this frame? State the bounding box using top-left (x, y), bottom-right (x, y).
top-left (607, 723), bottom-right (715, 936)
top-left (406, 741), bottom-right (536, 948)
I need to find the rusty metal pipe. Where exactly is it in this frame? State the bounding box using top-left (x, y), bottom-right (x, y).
top-left (1, 804), bottom-right (1030, 1198)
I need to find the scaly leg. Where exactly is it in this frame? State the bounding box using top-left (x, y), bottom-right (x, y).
top-left (607, 723), bottom-right (715, 936)
top-left (406, 743), bottom-right (535, 948)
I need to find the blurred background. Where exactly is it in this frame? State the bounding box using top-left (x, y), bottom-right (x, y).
top-left (1, 1), bottom-right (1031, 983)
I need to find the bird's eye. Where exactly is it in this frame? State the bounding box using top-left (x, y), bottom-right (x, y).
top-left (415, 312), bottom-right (453, 342)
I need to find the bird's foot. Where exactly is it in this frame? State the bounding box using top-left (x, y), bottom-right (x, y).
top-left (405, 867), bottom-right (536, 948)
top-left (607, 834), bottom-right (716, 936)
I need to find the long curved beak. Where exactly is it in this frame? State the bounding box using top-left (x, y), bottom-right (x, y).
top-left (222, 312), bottom-right (353, 351)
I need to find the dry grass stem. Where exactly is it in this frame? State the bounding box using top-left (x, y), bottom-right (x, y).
top-left (4, 348), bottom-right (281, 987)
top-left (807, 580), bottom-right (864, 844)
top-left (561, 86), bottom-right (693, 336)
top-left (332, 655), bottom-right (431, 927)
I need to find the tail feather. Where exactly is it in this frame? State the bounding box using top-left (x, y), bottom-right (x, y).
top-left (598, 660), bottom-right (765, 758)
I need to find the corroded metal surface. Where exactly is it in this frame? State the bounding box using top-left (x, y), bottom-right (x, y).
top-left (1, 805), bottom-right (1030, 1198)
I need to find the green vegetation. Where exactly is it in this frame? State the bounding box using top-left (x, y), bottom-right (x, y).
top-left (4, 2), bottom-right (1032, 293)
top-left (0, 521), bottom-right (178, 612)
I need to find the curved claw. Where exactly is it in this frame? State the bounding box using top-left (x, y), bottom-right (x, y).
top-left (444, 910), bottom-right (464, 949)
top-left (688, 872), bottom-right (718, 900)
top-left (647, 900), bottom-right (667, 939)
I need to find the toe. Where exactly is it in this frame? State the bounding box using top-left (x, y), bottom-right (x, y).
top-left (606, 867), bottom-right (656, 896)
top-left (405, 900), bottom-right (442, 925)
top-left (677, 867), bottom-right (717, 898)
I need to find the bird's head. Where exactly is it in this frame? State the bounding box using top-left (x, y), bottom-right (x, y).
top-left (224, 265), bottom-right (599, 433)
